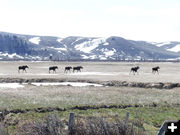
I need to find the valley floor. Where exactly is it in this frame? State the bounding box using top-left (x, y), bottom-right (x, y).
top-left (0, 61), bottom-right (180, 135)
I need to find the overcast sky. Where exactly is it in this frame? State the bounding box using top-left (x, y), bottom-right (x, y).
top-left (0, 0), bottom-right (180, 41)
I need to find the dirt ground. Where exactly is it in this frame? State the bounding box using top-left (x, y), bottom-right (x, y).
top-left (0, 61), bottom-right (180, 83)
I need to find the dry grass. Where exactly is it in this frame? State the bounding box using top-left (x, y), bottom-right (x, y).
top-left (1, 114), bottom-right (146, 135)
top-left (0, 85), bottom-right (180, 110)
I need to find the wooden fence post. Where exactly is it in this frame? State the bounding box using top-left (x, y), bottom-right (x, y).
top-left (125, 112), bottom-right (129, 126)
top-left (124, 112), bottom-right (129, 133)
top-left (68, 112), bottom-right (75, 135)
top-left (157, 121), bottom-right (166, 135)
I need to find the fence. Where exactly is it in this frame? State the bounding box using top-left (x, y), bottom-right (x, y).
top-left (68, 112), bottom-right (169, 135)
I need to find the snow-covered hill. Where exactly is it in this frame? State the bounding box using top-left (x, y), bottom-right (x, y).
top-left (0, 31), bottom-right (180, 60)
top-left (149, 41), bottom-right (180, 53)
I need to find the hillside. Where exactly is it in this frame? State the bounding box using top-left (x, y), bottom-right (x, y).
top-left (0, 31), bottom-right (180, 60)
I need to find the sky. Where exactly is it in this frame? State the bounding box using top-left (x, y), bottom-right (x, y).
top-left (0, 0), bottom-right (180, 41)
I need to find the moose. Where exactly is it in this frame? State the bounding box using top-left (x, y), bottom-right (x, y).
top-left (152, 66), bottom-right (160, 74)
top-left (18, 65), bottom-right (29, 73)
top-left (49, 66), bottom-right (58, 73)
top-left (130, 66), bottom-right (140, 75)
top-left (64, 66), bottom-right (72, 73)
top-left (73, 66), bottom-right (83, 73)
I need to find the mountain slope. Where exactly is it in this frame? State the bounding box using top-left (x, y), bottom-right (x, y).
top-left (149, 41), bottom-right (180, 53)
top-left (0, 31), bottom-right (180, 60)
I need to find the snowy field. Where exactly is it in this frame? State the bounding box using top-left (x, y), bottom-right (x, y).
top-left (0, 61), bottom-right (180, 83)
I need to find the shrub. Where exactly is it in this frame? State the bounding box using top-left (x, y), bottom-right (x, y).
top-left (17, 115), bottom-right (146, 135)
top-left (74, 116), bottom-right (146, 135)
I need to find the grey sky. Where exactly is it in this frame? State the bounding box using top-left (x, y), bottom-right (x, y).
top-left (0, 0), bottom-right (180, 41)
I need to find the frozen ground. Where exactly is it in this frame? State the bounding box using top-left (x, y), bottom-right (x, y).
top-left (0, 83), bottom-right (24, 88)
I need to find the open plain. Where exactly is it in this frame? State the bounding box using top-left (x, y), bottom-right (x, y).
top-left (0, 61), bottom-right (180, 135)
top-left (0, 61), bottom-right (180, 82)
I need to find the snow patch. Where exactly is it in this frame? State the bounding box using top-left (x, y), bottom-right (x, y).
top-left (89, 55), bottom-right (97, 59)
top-left (81, 55), bottom-right (89, 59)
top-left (71, 38), bottom-right (83, 45)
top-left (167, 44), bottom-right (180, 52)
top-left (101, 48), bottom-right (116, 57)
top-left (0, 52), bottom-right (24, 59)
top-left (154, 42), bottom-right (171, 47)
top-left (104, 50), bottom-right (114, 57)
top-left (99, 56), bottom-right (107, 60)
top-left (57, 38), bottom-right (63, 43)
top-left (31, 82), bottom-right (103, 87)
top-left (49, 47), bottom-right (67, 51)
top-left (103, 42), bottom-right (109, 46)
top-left (0, 83), bottom-right (24, 88)
top-left (75, 38), bottom-right (107, 53)
top-left (29, 37), bottom-right (41, 45)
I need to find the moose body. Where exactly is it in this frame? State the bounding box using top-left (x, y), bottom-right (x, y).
top-left (130, 66), bottom-right (140, 75)
top-left (18, 65), bottom-right (29, 73)
top-left (73, 66), bottom-right (83, 72)
top-left (152, 66), bottom-right (160, 74)
top-left (64, 66), bottom-right (72, 73)
top-left (49, 66), bottom-right (58, 73)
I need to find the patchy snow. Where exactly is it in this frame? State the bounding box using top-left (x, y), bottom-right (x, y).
top-left (101, 48), bottom-right (116, 57)
top-left (29, 37), bottom-right (41, 45)
top-left (167, 44), bottom-right (180, 52)
top-left (0, 52), bottom-right (24, 59)
top-left (0, 83), bottom-right (24, 88)
top-left (99, 57), bottom-right (107, 60)
top-left (71, 38), bottom-right (83, 45)
top-left (49, 47), bottom-right (67, 51)
top-left (136, 56), bottom-right (142, 60)
top-left (63, 44), bottom-right (67, 48)
top-left (57, 38), bottom-right (63, 43)
top-left (99, 55), bottom-right (107, 60)
top-left (103, 42), bottom-right (109, 46)
top-left (81, 55), bottom-right (89, 59)
top-left (154, 42), bottom-right (171, 47)
top-left (89, 55), bottom-right (97, 59)
top-left (104, 50), bottom-right (114, 57)
top-left (148, 42), bottom-right (158, 45)
top-left (31, 82), bottom-right (103, 87)
top-left (75, 38), bottom-right (107, 53)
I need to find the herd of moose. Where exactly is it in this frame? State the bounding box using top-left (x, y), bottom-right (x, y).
top-left (18, 65), bottom-right (160, 75)
top-left (129, 66), bottom-right (160, 75)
